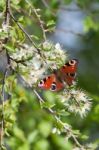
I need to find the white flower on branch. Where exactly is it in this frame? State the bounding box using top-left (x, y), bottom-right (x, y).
top-left (73, 142), bottom-right (98, 150)
top-left (55, 43), bottom-right (61, 50)
top-left (42, 41), bottom-right (53, 50)
top-left (10, 41), bottom-right (68, 86)
top-left (58, 89), bottom-right (92, 118)
top-left (42, 41), bottom-right (67, 69)
top-left (52, 127), bottom-right (61, 134)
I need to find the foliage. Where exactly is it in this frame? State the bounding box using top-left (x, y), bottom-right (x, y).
top-left (0, 0), bottom-right (99, 150)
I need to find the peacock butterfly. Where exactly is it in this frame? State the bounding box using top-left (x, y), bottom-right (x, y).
top-left (38, 59), bottom-right (78, 91)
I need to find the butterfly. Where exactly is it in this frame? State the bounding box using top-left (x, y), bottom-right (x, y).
top-left (38, 59), bottom-right (78, 91)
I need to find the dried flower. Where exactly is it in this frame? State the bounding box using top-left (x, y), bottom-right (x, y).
top-left (58, 89), bottom-right (92, 118)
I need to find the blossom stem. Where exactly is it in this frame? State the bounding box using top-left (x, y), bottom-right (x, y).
top-left (34, 89), bottom-right (83, 149)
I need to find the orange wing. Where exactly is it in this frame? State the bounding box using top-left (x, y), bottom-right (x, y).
top-left (38, 59), bottom-right (78, 91)
top-left (60, 59), bottom-right (78, 85)
top-left (38, 74), bottom-right (64, 91)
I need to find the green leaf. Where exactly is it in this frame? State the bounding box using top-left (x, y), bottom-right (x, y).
top-left (72, 129), bottom-right (80, 136)
top-left (13, 126), bottom-right (26, 142)
top-left (31, 34), bottom-right (39, 40)
top-left (18, 16), bottom-right (24, 23)
top-left (3, 44), bottom-right (15, 52)
top-left (28, 130), bottom-right (38, 144)
top-left (84, 16), bottom-right (99, 32)
top-left (44, 91), bottom-right (57, 103)
top-left (34, 139), bottom-right (49, 150)
top-left (80, 134), bottom-right (88, 140)
top-left (0, 0), bottom-right (5, 10)
top-left (47, 20), bottom-right (55, 27)
top-left (42, 101), bottom-right (55, 109)
top-left (57, 110), bottom-right (70, 116)
top-left (38, 121), bottom-right (52, 137)
top-left (52, 135), bottom-right (73, 150)
top-left (1, 145), bottom-right (7, 150)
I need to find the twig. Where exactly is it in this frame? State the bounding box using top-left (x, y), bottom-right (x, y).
top-left (0, 66), bottom-right (9, 147)
top-left (41, 0), bottom-right (56, 16)
top-left (25, 0), bottom-right (46, 41)
top-left (0, 0), bottom-right (11, 147)
top-left (11, 5), bottom-right (46, 40)
top-left (9, 1), bottom-right (49, 65)
top-left (3, 0), bottom-right (10, 64)
top-left (9, 56), bottom-right (31, 66)
top-left (33, 89), bottom-right (83, 149)
top-left (9, 11), bottom-right (43, 58)
top-left (3, 0), bottom-right (10, 33)
top-left (41, 0), bottom-right (49, 8)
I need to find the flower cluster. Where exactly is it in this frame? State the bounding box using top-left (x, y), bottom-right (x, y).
top-left (10, 41), bottom-right (67, 86)
top-left (42, 41), bottom-right (67, 69)
top-left (58, 88), bottom-right (92, 118)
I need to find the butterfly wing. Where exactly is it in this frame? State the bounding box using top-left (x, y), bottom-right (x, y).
top-left (38, 74), bottom-right (64, 91)
top-left (38, 59), bottom-right (78, 91)
top-left (60, 59), bottom-right (78, 85)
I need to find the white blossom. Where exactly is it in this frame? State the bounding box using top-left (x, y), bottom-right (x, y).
top-left (59, 89), bottom-right (92, 118)
top-left (10, 41), bottom-right (68, 86)
top-left (52, 128), bottom-right (61, 134)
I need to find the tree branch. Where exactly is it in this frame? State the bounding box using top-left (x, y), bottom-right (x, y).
top-left (9, 11), bottom-right (43, 58)
top-left (0, 0), bottom-right (11, 147)
top-left (33, 89), bottom-right (83, 149)
top-left (4, 0), bottom-right (10, 30)
top-left (2, 0), bottom-right (11, 64)
top-left (25, 0), bottom-right (46, 41)
top-left (0, 66), bottom-right (9, 147)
